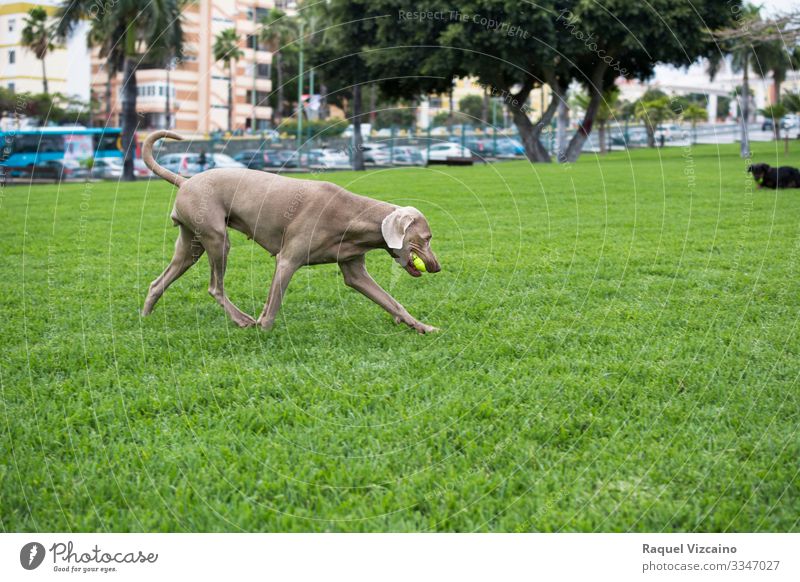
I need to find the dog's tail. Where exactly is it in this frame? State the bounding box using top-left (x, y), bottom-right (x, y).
top-left (143, 130), bottom-right (186, 187)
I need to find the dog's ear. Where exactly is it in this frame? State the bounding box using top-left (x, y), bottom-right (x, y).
top-left (381, 206), bottom-right (419, 249)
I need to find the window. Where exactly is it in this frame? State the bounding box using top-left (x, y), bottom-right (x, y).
top-left (8, 49), bottom-right (15, 64)
top-left (246, 34), bottom-right (266, 51)
top-left (8, 18), bottom-right (15, 33)
top-left (246, 7), bottom-right (269, 20)
top-left (94, 133), bottom-right (121, 153)
top-left (246, 90), bottom-right (271, 106)
top-left (7, 82), bottom-right (14, 93)
top-left (12, 134), bottom-right (64, 154)
top-left (159, 86), bottom-right (164, 96)
top-left (256, 63), bottom-right (270, 78)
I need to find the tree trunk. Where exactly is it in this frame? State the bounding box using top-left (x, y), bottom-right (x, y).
top-left (369, 83), bottom-right (377, 124)
top-left (227, 62), bottom-right (233, 132)
top-left (448, 86), bottom-right (454, 126)
top-left (564, 85), bottom-right (602, 162)
top-left (320, 82), bottom-right (328, 120)
top-left (646, 125), bottom-right (656, 148)
top-left (556, 98), bottom-right (569, 162)
top-left (599, 121), bottom-right (607, 154)
top-left (120, 57), bottom-right (138, 181)
top-left (106, 66), bottom-right (112, 121)
top-left (564, 63), bottom-right (608, 162)
top-left (482, 88), bottom-right (489, 127)
top-left (352, 83), bottom-right (365, 171)
top-left (41, 56), bottom-right (48, 94)
top-left (508, 85), bottom-right (559, 163)
top-left (165, 65), bottom-right (171, 130)
top-left (740, 52), bottom-right (750, 159)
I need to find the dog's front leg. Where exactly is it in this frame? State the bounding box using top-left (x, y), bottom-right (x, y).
top-left (257, 255), bottom-right (300, 331)
top-left (339, 257), bottom-right (438, 334)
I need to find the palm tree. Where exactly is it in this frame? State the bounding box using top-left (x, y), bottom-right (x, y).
top-left (20, 7), bottom-right (54, 94)
top-left (709, 4), bottom-right (763, 156)
top-left (57, 0), bottom-right (184, 181)
top-left (782, 91), bottom-right (800, 114)
top-left (681, 104), bottom-right (708, 144)
top-left (635, 91), bottom-right (674, 148)
top-left (213, 28), bottom-right (243, 133)
top-left (259, 9), bottom-right (296, 125)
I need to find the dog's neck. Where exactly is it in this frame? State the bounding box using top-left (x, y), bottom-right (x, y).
top-left (343, 202), bottom-right (396, 250)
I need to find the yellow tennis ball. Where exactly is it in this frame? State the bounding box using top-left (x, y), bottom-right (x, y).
top-left (412, 253), bottom-right (427, 272)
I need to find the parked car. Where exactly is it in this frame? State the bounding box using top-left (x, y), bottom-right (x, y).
top-left (459, 138), bottom-right (492, 157)
top-left (361, 143), bottom-right (392, 165)
top-left (488, 138), bottom-right (525, 158)
top-left (307, 148), bottom-right (351, 169)
top-left (272, 150), bottom-right (300, 168)
top-left (157, 152), bottom-right (245, 176)
top-left (134, 158), bottom-right (153, 178)
top-left (22, 159), bottom-right (89, 181)
top-left (206, 153), bottom-right (246, 169)
top-left (91, 157), bottom-right (124, 179)
top-left (388, 146), bottom-right (425, 166)
top-left (426, 142), bottom-right (473, 164)
top-left (234, 150), bottom-right (268, 169)
top-left (762, 115), bottom-right (798, 131)
top-left (610, 129), bottom-right (648, 147)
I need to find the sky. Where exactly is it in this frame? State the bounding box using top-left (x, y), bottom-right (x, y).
top-left (761, 0), bottom-right (799, 16)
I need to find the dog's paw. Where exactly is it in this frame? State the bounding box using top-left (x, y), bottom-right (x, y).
top-left (256, 316), bottom-right (274, 331)
top-left (413, 322), bottom-right (439, 334)
top-left (233, 313), bottom-right (257, 328)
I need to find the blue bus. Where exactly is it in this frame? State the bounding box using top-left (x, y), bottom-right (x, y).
top-left (0, 127), bottom-right (123, 172)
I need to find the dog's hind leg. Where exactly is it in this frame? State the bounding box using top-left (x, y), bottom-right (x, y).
top-left (142, 225), bottom-right (205, 316)
top-left (203, 229), bottom-right (256, 328)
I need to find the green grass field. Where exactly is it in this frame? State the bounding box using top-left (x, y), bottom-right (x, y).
top-left (2, 143), bottom-right (798, 532)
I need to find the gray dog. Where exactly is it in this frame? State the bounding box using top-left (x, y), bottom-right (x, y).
top-left (141, 131), bottom-right (441, 333)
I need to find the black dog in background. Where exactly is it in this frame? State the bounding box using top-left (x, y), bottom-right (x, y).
top-left (748, 163), bottom-right (800, 189)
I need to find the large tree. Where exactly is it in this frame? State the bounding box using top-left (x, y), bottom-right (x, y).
top-left (306, 0), bottom-right (382, 170)
top-left (57, 0), bottom-right (183, 180)
top-left (552, 0), bottom-right (736, 161)
top-left (21, 7), bottom-right (54, 94)
top-left (302, 0), bottom-right (465, 168)
top-left (363, 0), bottom-right (736, 163)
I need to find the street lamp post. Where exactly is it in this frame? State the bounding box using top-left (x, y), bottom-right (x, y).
top-left (165, 58), bottom-right (172, 129)
top-left (296, 20), bottom-right (304, 150)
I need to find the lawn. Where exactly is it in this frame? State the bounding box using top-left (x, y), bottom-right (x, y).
top-left (1, 142), bottom-right (798, 532)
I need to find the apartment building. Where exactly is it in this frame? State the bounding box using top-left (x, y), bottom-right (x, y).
top-left (0, 0), bottom-right (90, 100)
top-left (93, 0), bottom-right (296, 136)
